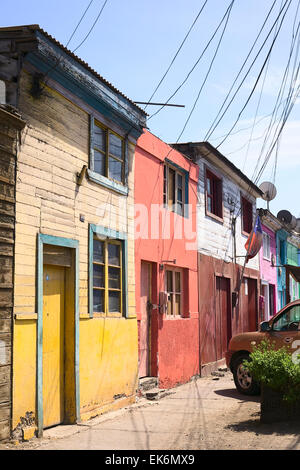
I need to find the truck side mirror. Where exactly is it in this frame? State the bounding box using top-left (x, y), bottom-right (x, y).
top-left (260, 321), bottom-right (271, 332)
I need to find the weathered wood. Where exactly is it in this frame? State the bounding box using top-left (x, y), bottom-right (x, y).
top-left (0, 366), bottom-right (10, 385)
top-left (43, 244), bottom-right (72, 267)
top-left (0, 107), bottom-right (21, 440)
top-left (0, 383), bottom-right (9, 403)
top-left (0, 419), bottom-right (9, 440)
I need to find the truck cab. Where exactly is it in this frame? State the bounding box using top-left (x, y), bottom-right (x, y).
top-left (226, 299), bottom-right (300, 395)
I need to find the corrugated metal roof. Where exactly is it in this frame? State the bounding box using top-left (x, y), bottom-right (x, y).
top-left (0, 24), bottom-right (147, 117)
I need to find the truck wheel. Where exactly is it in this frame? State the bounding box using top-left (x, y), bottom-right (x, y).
top-left (232, 354), bottom-right (260, 396)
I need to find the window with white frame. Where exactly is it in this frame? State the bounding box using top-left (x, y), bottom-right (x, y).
top-left (263, 232), bottom-right (271, 260)
top-left (165, 269), bottom-right (183, 316)
top-left (163, 163), bottom-right (185, 216)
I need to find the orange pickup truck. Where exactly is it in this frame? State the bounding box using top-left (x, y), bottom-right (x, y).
top-left (226, 299), bottom-right (300, 395)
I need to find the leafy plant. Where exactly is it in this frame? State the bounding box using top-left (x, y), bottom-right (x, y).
top-left (243, 339), bottom-right (300, 403)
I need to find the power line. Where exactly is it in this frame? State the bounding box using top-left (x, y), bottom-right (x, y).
top-left (148, 0), bottom-right (236, 121)
top-left (72, 0), bottom-right (109, 53)
top-left (143, 0), bottom-right (209, 112)
top-left (249, 2), bottom-right (300, 184)
top-left (204, 0), bottom-right (291, 145)
top-left (204, 0), bottom-right (279, 142)
top-left (39, 0), bottom-right (95, 91)
top-left (66, 0), bottom-right (95, 48)
top-left (174, 0), bottom-right (235, 145)
top-left (215, 0), bottom-right (292, 149)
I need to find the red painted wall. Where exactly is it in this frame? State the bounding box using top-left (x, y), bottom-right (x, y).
top-left (135, 130), bottom-right (199, 388)
top-left (198, 252), bottom-right (260, 374)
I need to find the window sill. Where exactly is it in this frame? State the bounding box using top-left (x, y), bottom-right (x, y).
top-left (87, 169), bottom-right (129, 196)
top-left (242, 230), bottom-right (251, 238)
top-left (205, 210), bottom-right (223, 224)
top-left (82, 312), bottom-right (125, 319)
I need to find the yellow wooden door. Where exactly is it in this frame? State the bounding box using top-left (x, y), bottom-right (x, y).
top-left (43, 265), bottom-right (65, 428)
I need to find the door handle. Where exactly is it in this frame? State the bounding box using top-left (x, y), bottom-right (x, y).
top-left (147, 301), bottom-right (158, 310)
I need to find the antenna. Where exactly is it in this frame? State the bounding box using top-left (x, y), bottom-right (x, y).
top-left (259, 181), bottom-right (277, 210)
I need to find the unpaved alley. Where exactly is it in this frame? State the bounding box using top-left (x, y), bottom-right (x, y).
top-left (2, 371), bottom-right (300, 451)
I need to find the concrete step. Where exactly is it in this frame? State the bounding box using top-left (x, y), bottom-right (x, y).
top-left (144, 388), bottom-right (173, 401)
top-left (139, 376), bottom-right (158, 392)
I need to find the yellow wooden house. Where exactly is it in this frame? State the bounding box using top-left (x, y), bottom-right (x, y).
top-left (0, 25), bottom-right (146, 438)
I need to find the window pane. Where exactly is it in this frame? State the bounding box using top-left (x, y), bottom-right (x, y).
top-left (176, 202), bottom-right (183, 216)
top-left (93, 239), bottom-right (104, 263)
top-left (93, 264), bottom-right (104, 288)
top-left (93, 289), bottom-right (104, 313)
top-left (177, 173), bottom-right (183, 189)
top-left (175, 272), bottom-right (181, 292)
top-left (109, 291), bottom-right (120, 312)
top-left (177, 188), bottom-right (183, 203)
top-left (94, 125), bottom-right (106, 151)
top-left (108, 243), bottom-right (120, 266)
top-left (167, 271), bottom-right (173, 292)
top-left (109, 157), bottom-right (122, 182)
top-left (109, 133), bottom-right (123, 159)
top-left (163, 165), bottom-right (167, 205)
top-left (94, 150), bottom-right (106, 176)
top-left (175, 294), bottom-right (181, 315)
top-left (108, 267), bottom-right (120, 289)
top-left (167, 293), bottom-right (173, 315)
top-left (207, 177), bottom-right (211, 195)
top-left (207, 196), bottom-right (212, 213)
top-left (168, 168), bottom-right (175, 206)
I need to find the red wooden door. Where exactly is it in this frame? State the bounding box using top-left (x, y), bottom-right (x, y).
top-left (216, 277), bottom-right (231, 361)
top-left (139, 262), bottom-right (151, 378)
top-left (248, 279), bottom-right (258, 331)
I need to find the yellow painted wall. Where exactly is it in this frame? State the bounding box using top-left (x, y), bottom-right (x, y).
top-left (12, 70), bottom-right (138, 429)
top-left (79, 318), bottom-right (138, 415)
top-left (13, 320), bottom-right (37, 427)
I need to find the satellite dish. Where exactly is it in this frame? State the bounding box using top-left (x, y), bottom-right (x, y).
top-left (277, 210), bottom-right (297, 229)
top-left (259, 181), bottom-right (277, 201)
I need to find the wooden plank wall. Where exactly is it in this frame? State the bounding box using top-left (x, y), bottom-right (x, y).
top-left (0, 107), bottom-right (24, 440)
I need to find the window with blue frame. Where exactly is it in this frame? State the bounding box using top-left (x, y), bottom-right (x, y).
top-left (88, 117), bottom-right (129, 196)
top-left (89, 225), bottom-right (128, 318)
top-left (92, 119), bottom-right (125, 184)
top-left (280, 239), bottom-right (286, 265)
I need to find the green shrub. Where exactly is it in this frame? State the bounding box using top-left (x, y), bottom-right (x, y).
top-left (243, 339), bottom-right (300, 403)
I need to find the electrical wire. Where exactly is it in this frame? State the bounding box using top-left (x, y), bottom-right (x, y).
top-left (174, 0), bottom-right (235, 145)
top-left (66, 0), bottom-right (95, 48)
top-left (72, 0), bottom-right (109, 53)
top-left (204, 0), bottom-right (278, 142)
top-left (147, 0), bottom-right (236, 121)
top-left (215, 0), bottom-right (292, 149)
top-left (249, 3), bottom-right (300, 185)
top-left (204, 0), bottom-right (291, 144)
top-left (143, 0), bottom-right (209, 112)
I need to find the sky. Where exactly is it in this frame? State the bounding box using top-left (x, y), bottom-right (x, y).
top-left (1, 0), bottom-right (300, 218)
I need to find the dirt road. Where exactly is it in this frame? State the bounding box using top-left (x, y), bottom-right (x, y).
top-left (2, 371), bottom-right (300, 450)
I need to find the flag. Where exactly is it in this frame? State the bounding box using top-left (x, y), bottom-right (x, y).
top-left (245, 215), bottom-right (263, 262)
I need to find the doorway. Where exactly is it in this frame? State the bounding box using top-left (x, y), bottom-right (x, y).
top-left (139, 261), bottom-right (152, 378)
top-left (216, 276), bottom-right (231, 361)
top-left (37, 234), bottom-right (79, 436)
top-left (43, 264), bottom-right (65, 428)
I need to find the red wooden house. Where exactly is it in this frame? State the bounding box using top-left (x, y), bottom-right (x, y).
top-left (135, 131), bottom-right (199, 388)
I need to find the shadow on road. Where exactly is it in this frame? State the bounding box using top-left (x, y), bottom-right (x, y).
top-left (226, 414), bottom-right (300, 440)
top-left (214, 388), bottom-right (261, 402)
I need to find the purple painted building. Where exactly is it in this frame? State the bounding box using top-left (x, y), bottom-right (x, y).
top-left (259, 210), bottom-right (281, 320)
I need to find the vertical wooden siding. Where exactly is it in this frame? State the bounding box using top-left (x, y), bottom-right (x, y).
top-left (0, 108), bottom-right (25, 440)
